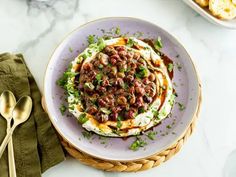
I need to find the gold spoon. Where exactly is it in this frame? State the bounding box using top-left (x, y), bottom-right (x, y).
top-left (0, 91), bottom-right (17, 177)
top-left (0, 96), bottom-right (32, 158)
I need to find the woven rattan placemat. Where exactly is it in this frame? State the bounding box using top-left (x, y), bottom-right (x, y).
top-left (42, 86), bottom-right (201, 172)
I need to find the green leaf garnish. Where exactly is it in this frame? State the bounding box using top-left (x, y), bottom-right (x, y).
top-left (167, 63), bottom-right (174, 72)
top-left (87, 35), bottom-right (95, 44)
top-left (69, 47), bottom-right (73, 53)
top-left (78, 113), bottom-right (89, 124)
top-left (147, 131), bottom-right (157, 140)
top-left (166, 125), bottom-right (172, 129)
top-left (135, 66), bottom-right (149, 78)
top-left (177, 102), bottom-right (185, 111)
top-left (82, 131), bottom-right (93, 139)
top-left (126, 38), bottom-right (137, 48)
top-left (84, 82), bottom-right (95, 90)
top-left (100, 107), bottom-right (111, 115)
top-left (59, 104), bottom-right (66, 115)
top-left (115, 27), bottom-right (120, 35)
top-left (97, 38), bottom-right (106, 51)
top-left (129, 137), bottom-right (147, 151)
top-left (154, 36), bottom-right (163, 50)
top-left (117, 116), bottom-right (122, 129)
top-left (176, 62), bottom-right (182, 71)
top-left (95, 73), bottom-right (103, 83)
top-left (168, 94), bottom-right (176, 106)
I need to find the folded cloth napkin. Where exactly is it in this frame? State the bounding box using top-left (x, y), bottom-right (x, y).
top-left (0, 53), bottom-right (65, 177)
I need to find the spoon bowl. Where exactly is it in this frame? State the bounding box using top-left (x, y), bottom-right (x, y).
top-left (12, 96), bottom-right (33, 126)
top-left (0, 90), bottom-right (16, 119)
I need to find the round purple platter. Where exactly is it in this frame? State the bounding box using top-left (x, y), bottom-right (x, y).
top-left (44, 17), bottom-right (201, 161)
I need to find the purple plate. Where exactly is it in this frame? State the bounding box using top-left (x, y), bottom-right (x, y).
top-left (44, 17), bottom-right (201, 161)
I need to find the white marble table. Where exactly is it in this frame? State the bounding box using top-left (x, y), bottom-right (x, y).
top-left (0, 0), bottom-right (236, 177)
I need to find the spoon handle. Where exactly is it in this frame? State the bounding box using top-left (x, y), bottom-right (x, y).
top-left (0, 128), bottom-right (13, 158)
top-left (7, 122), bottom-right (17, 177)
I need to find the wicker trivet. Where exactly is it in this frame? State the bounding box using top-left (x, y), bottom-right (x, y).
top-left (42, 86), bottom-right (201, 172)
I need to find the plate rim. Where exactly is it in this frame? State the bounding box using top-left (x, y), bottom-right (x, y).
top-left (43, 17), bottom-right (202, 162)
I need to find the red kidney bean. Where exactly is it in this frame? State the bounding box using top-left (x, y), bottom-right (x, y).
top-left (115, 46), bottom-right (126, 52)
top-left (129, 86), bottom-right (135, 94)
top-left (125, 75), bottom-right (134, 82)
top-left (129, 95), bottom-right (136, 105)
top-left (104, 46), bottom-right (117, 55)
top-left (112, 106), bottom-right (122, 113)
top-left (126, 50), bottom-right (134, 60)
top-left (135, 86), bottom-right (145, 96)
top-left (143, 78), bottom-right (150, 85)
top-left (111, 66), bottom-right (118, 76)
top-left (118, 50), bottom-right (127, 58)
top-left (133, 52), bottom-right (140, 60)
top-left (98, 86), bottom-right (107, 93)
top-left (98, 53), bottom-right (109, 65)
top-left (135, 96), bottom-right (144, 107)
top-left (83, 63), bottom-right (93, 71)
top-left (110, 57), bottom-right (117, 65)
top-left (148, 73), bottom-right (156, 82)
top-left (110, 112), bottom-right (118, 121)
top-left (143, 95), bottom-right (153, 103)
top-left (102, 79), bottom-right (109, 87)
top-left (98, 98), bottom-right (106, 107)
top-left (125, 108), bottom-right (137, 119)
top-left (87, 106), bottom-right (98, 115)
top-left (117, 96), bottom-right (127, 105)
top-left (101, 114), bottom-right (109, 122)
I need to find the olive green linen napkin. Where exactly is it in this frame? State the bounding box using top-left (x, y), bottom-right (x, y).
top-left (0, 53), bottom-right (65, 177)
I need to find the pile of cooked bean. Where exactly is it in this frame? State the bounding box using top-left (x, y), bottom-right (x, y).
top-left (78, 45), bottom-right (157, 123)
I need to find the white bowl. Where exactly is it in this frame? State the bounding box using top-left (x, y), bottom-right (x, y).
top-left (183, 0), bottom-right (236, 29)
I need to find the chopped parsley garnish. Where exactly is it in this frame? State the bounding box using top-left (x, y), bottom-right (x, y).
top-left (158, 108), bottom-right (167, 118)
top-left (56, 67), bottom-right (75, 89)
top-left (82, 131), bottom-right (93, 139)
top-left (115, 27), bottom-right (120, 35)
top-left (176, 63), bottom-right (182, 71)
top-left (68, 104), bottom-right (75, 110)
top-left (97, 38), bottom-right (106, 51)
top-left (78, 113), bottom-right (88, 124)
top-left (100, 107), bottom-right (111, 115)
top-left (122, 83), bottom-right (129, 90)
top-left (139, 107), bottom-right (145, 113)
top-left (133, 31), bottom-right (144, 38)
top-left (135, 66), bottom-right (149, 78)
top-left (84, 82), bottom-right (95, 90)
top-left (117, 116), bottom-right (122, 129)
top-left (129, 137), bottom-right (147, 151)
top-left (59, 104), bottom-right (66, 115)
top-left (147, 131), bottom-right (157, 140)
top-left (87, 35), bottom-right (95, 44)
top-left (177, 102), bottom-right (185, 111)
top-left (95, 73), bottom-right (103, 84)
top-left (169, 94), bottom-right (176, 106)
top-left (166, 125), bottom-right (172, 129)
top-left (99, 136), bottom-right (108, 145)
top-left (154, 36), bottom-right (163, 50)
top-left (167, 63), bottom-right (174, 72)
top-left (152, 109), bottom-right (159, 119)
top-left (69, 47), bottom-right (73, 53)
top-left (126, 38), bottom-right (137, 48)
top-left (98, 64), bottom-right (103, 69)
top-left (120, 68), bottom-right (126, 73)
top-left (81, 53), bottom-right (88, 59)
